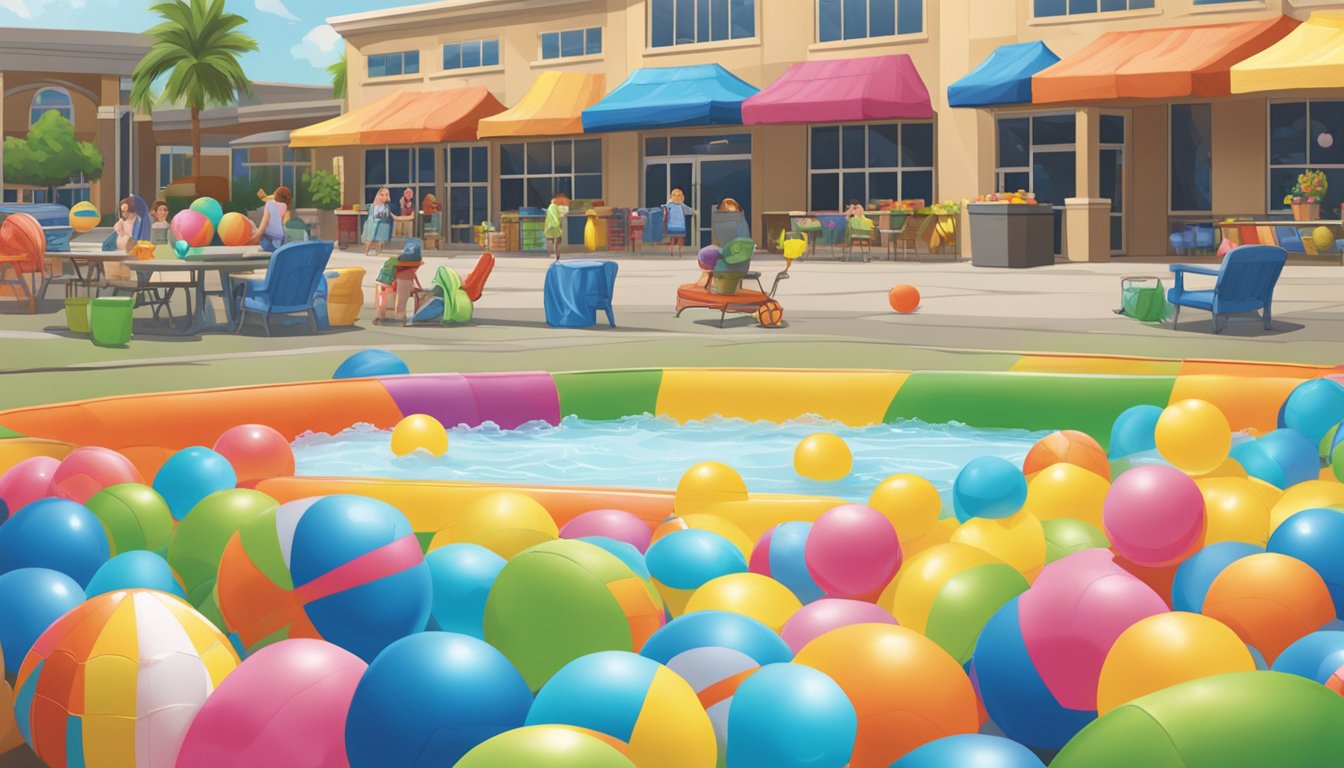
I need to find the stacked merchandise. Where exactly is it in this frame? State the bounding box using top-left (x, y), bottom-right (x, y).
top-left (607, 209), bottom-right (629, 252)
top-left (519, 207), bottom-right (546, 253)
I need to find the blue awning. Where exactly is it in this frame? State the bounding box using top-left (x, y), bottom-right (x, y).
top-left (581, 64), bottom-right (759, 133)
top-left (948, 42), bottom-right (1061, 107)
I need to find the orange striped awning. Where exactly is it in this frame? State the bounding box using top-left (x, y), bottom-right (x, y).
top-left (1032, 15), bottom-right (1299, 104)
top-left (289, 86), bottom-right (505, 147)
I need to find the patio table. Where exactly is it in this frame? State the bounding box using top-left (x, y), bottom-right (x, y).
top-left (59, 253), bottom-right (132, 297)
top-left (125, 256), bottom-right (268, 335)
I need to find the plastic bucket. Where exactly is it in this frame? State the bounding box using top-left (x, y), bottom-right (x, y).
top-left (64, 297), bottom-right (91, 334)
top-left (89, 296), bottom-right (134, 347)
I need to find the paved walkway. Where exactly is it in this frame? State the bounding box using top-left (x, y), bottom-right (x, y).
top-left (2, 242), bottom-right (1342, 408)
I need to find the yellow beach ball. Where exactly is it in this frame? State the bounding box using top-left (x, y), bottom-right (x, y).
top-left (794, 433), bottom-right (852, 482)
top-left (1096, 612), bottom-right (1255, 715)
top-left (675, 462), bottom-right (749, 514)
top-left (1155, 399), bottom-right (1231, 475)
top-left (430, 491), bottom-right (558, 559)
top-left (684, 573), bottom-right (802, 632)
top-left (1313, 226), bottom-right (1336, 252)
top-left (390, 414), bottom-right (449, 457)
top-left (868, 473), bottom-right (942, 541)
top-left (69, 201), bottom-right (100, 233)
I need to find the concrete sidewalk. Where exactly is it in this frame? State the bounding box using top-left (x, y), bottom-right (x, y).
top-left (2, 247), bottom-right (1341, 408)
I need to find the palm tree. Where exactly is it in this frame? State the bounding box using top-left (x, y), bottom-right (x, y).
top-left (328, 52), bottom-right (347, 101)
top-left (131, 0), bottom-right (257, 177)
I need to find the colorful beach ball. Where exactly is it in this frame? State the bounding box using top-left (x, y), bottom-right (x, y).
top-left (189, 197), bottom-right (224, 231)
top-left (484, 539), bottom-right (666, 691)
top-left (171, 209), bottom-right (213, 249)
top-left (215, 495), bottom-right (431, 661)
top-left (526, 651), bottom-right (718, 768)
top-left (68, 201), bottom-right (100, 233)
top-left (216, 211), bottom-right (254, 247)
top-left (640, 610), bottom-right (793, 758)
top-left (13, 589), bottom-right (240, 768)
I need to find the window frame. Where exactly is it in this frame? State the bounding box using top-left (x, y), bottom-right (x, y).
top-left (1266, 98), bottom-right (1344, 217)
top-left (816, 0), bottom-right (925, 44)
top-left (234, 145), bottom-right (316, 209)
top-left (29, 87), bottom-right (74, 126)
top-left (442, 38), bottom-right (502, 72)
top-left (1032, 0), bottom-right (1156, 20)
top-left (366, 50), bottom-right (420, 78)
top-left (497, 138), bottom-right (604, 211)
top-left (648, 0), bottom-right (756, 49)
top-left (540, 26), bottom-right (603, 60)
top-left (156, 145), bottom-right (230, 191)
top-left (806, 121), bottom-right (936, 212)
top-left (363, 145), bottom-right (437, 208)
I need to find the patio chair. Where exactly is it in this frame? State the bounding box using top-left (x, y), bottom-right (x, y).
top-left (1168, 245), bottom-right (1286, 334)
top-left (895, 215), bottom-right (937, 263)
top-left (231, 240), bottom-right (333, 335)
top-left (844, 216), bottom-right (875, 262)
top-left (676, 238), bottom-right (796, 327)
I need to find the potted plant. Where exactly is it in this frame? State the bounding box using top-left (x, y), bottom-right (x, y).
top-left (304, 169), bottom-right (341, 240)
top-left (1285, 170), bottom-right (1327, 222)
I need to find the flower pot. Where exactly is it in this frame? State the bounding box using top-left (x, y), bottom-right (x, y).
top-left (1293, 202), bottom-right (1320, 222)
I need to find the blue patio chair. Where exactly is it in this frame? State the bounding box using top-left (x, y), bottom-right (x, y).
top-left (231, 240), bottom-right (333, 336)
top-left (1168, 245), bottom-right (1286, 334)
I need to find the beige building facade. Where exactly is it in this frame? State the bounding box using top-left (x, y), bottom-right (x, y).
top-left (322, 0), bottom-right (1344, 258)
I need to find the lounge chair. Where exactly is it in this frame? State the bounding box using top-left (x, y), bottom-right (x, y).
top-left (410, 253), bottom-right (495, 325)
top-left (1168, 245), bottom-right (1286, 333)
top-left (230, 240), bottom-right (333, 335)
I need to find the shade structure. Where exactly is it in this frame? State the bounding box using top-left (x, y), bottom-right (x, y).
top-left (1232, 12), bottom-right (1344, 93)
top-left (478, 71), bottom-right (607, 138)
top-left (1032, 15), bottom-right (1299, 104)
top-left (289, 87), bottom-right (505, 147)
top-left (949, 42), bottom-right (1060, 107)
top-left (742, 54), bottom-right (931, 125)
top-left (582, 64), bottom-right (759, 133)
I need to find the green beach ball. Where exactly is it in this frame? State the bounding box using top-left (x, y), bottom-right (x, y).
top-left (84, 483), bottom-right (175, 556)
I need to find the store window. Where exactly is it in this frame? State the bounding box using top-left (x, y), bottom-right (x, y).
top-left (1171, 104), bottom-right (1212, 212)
top-left (368, 51), bottom-right (420, 78)
top-left (158, 146), bottom-right (228, 189)
top-left (443, 39), bottom-right (501, 71)
top-left (542, 27), bottom-right (602, 60)
top-left (232, 146), bottom-right (316, 208)
top-left (1034, 0), bottom-right (1154, 17)
top-left (808, 123), bottom-right (933, 212)
top-left (365, 147), bottom-right (437, 208)
top-left (1269, 101), bottom-right (1344, 218)
top-left (817, 0), bottom-right (923, 43)
top-left (498, 139), bottom-right (603, 211)
top-left (650, 0), bottom-right (754, 48)
top-left (30, 87), bottom-right (73, 126)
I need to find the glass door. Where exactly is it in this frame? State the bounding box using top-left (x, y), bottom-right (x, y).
top-left (1099, 113), bottom-right (1126, 255)
top-left (699, 159), bottom-right (751, 247)
top-left (643, 133), bottom-right (752, 248)
top-left (446, 143), bottom-right (490, 244)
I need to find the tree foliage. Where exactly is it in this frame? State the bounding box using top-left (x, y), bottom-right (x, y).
top-left (328, 53), bottom-right (347, 100)
top-left (2, 111), bottom-right (103, 191)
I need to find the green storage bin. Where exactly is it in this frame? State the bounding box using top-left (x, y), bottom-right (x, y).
top-left (90, 296), bottom-right (134, 347)
top-left (64, 297), bottom-right (91, 334)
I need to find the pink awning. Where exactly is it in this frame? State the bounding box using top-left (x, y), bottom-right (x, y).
top-left (742, 54), bottom-right (933, 125)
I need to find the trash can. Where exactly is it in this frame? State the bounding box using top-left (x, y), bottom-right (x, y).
top-left (89, 296), bottom-right (134, 346)
top-left (64, 297), bottom-right (91, 334)
top-left (968, 203), bottom-right (1055, 268)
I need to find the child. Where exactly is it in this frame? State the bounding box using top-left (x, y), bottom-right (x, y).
top-left (375, 238), bottom-right (426, 326)
top-left (363, 187), bottom-right (394, 259)
top-left (395, 188), bottom-right (416, 238)
top-left (149, 200), bottom-right (171, 244)
top-left (545, 192), bottom-right (570, 260)
top-left (664, 188), bottom-right (693, 258)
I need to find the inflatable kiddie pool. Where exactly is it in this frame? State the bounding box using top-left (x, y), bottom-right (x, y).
top-left (1, 357), bottom-right (1340, 545)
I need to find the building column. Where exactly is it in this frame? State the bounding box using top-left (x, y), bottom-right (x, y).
top-left (94, 106), bottom-right (119, 215)
top-left (0, 71), bottom-right (6, 196)
top-left (1065, 107), bottom-right (1111, 262)
top-left (937, 0), bottom-right (999, 261)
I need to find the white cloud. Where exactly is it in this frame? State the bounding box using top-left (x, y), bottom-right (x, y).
top-left (255, 0), bottom-right (299, 22)
top-left (290, 24), bottom-right (342, 68)
top-left (0, 0), bottom-right (79, 19)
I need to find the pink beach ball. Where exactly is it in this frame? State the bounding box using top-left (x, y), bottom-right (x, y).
top-left (559, 509), bottom-right (653, 553)
top-left (0, 455), bottom-right (61, 518)
top-left (805, 504), bottom-right (903, 599)
top-left (1103, 465), bottom-right (1206, 568)
top-left (49, 447), bottom-right (144, 504)
top-left (781, 598), bottom-right (898, 654)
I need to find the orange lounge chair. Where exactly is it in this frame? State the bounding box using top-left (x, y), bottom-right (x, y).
top-left (675, 261), bottom-right (793, 327)
top-left (463, 252), bottom-right (494, 302)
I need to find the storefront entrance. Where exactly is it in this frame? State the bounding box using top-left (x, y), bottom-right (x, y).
top-left (643, 133), bottom-right (752, 248)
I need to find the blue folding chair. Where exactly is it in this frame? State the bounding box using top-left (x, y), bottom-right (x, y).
top-left (231, 240), bottom-right (333, 335)
top-left (1168, 245), bottom-right (1286, 333)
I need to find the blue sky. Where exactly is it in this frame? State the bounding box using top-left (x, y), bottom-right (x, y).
top-left (0, 0), bottom-right (410, 86)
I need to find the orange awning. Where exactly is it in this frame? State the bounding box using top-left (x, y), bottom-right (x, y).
top-left (289, 87), bottom-right (505, 147)
top-left (1032, 15), bottom-right (1299, 104)
top-left (477, 71), bottom-right (606, 139)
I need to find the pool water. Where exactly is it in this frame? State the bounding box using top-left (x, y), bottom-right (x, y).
top-left (292, 415), bottom-right (1051, 505)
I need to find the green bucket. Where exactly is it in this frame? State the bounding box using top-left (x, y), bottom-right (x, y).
top-left (90, 296), bottom-right (134, 347)
top-left (64, 297), bottom-right (91, 334)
